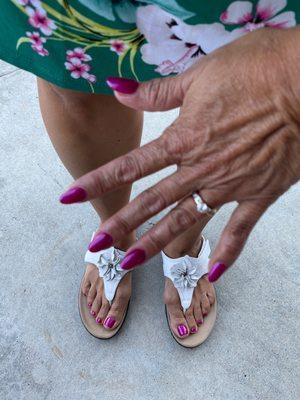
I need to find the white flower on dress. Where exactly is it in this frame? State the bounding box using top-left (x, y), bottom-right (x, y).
top-left (171, 258), bottom-right (199, 289)
top-left (136, 5), bottom-right (232, 76)
top-left (220, 0), bottom-right (296, 39)
top-left (98, 249), bottom-right (123, 281)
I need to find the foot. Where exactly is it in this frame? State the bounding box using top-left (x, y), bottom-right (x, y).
top-left (163, 237), bottom-right (216, 339)
top-left (81, 238), bottom-right (133, 331)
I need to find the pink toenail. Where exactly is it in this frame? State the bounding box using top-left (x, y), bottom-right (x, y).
top-left (203, 313), bottom-right (208, 317)
top-left (91, 310), bottom-right (96, 316)
top-left (96, 317), bottom-right (102, 324)
top-left (87, 302), bottom-right (92, 308)
top-left (177, 324), bottom-right (188, 337)
top-left (190, 327), bottom-right (197, 334)
top-left (104, 316), bottom-right (116, 329)
top-left (197, 320), bottom-right (203, 325)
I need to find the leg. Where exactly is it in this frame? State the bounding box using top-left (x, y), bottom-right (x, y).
top-left (37, 78), bottom-right (143, 329)
top-left (163, 217), bottom-right (216, 338)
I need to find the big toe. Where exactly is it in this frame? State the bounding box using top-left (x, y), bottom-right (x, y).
top-left (164, 283), bottom-right (189, 339)
top-left (103, 284), bottom-right (131, 330)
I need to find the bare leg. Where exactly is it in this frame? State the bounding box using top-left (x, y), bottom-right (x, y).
top-left (37, 78), bottom-right (143, 329)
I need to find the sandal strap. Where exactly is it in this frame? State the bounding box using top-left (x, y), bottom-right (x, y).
top-left (84, 232), bottom-right (128, 304)
top-left (161, 236), bottom-right (210, 312)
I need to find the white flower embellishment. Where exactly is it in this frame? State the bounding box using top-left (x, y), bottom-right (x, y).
top-left (98, 249), bottom-right (122, 281)
top-left (171, 257), bottom-right (199, 289)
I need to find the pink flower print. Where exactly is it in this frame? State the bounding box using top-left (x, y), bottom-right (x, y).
top-left (26, 6), bottom-right (57, 36)
top-left (66, 47), bottom-right (92, 63)
top-left (26, 31), bottom-right (46, 48)
top-left (86, 74), bottom-right (97, 83)
top-left (220, 0), bottom-right (296, 38)
top-left (110, 40), bottom-right (128, 55)
top-left (17, 0), bottom-right (42, 6)
top-left (32, 45), bottom-right (49, 56)
top-left (64, 59), bottom-right (91, 80)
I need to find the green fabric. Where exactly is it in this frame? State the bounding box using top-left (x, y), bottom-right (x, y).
top-left (0, 0), bottom-right (299, 94)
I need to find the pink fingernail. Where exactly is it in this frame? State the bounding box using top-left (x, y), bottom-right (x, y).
top-left (120, 249), bottom-right (146, 270)
top-left (208, 262), bottom-right (228, 282)
top-left (190, 327), bottom-right (197, 334)
top-left (177, 324), bottom-right (188, 337)
top-left (96, 317), bottom-right (102, 324)
top-left (59, 187), bottom-right (87, 204)
top-left (106, 77), bottom-right (139, 94)
top-left (87, 302), bottom-right (92, 308)
top-left (88, 232), bottom-right (113, 252)
top-left (90, 310), bottom-right (96, 316)
top-left (104, 316), bottom-right (116, 329)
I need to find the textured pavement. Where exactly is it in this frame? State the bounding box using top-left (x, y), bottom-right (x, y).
top-left (0, 60), bottom-right (299, 400)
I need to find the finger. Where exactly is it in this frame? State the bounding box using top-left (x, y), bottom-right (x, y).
top-left (106, 72), bottom-right (194, 112)
top-left (59, 136), bottom-right (171, 204)
top-left (119, 193), bottom-right (221, 270)
top-left (208, 200), bottom-right (270, 283)
top-left (88, 169), bottom-right (198, 252)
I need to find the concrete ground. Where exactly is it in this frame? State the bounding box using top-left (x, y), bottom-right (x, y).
top-left (0, 60), bottom-right (299, 400)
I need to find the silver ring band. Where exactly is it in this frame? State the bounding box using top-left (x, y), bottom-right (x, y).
top-left (192, 192), bottom-right (217, 217)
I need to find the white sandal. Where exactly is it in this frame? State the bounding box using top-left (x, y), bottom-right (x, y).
top-left (78, 232), bottom-right (130, 339)
top-left (162, 236), bottom-right (217, 348)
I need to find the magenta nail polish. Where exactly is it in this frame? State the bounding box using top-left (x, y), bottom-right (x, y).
top-left (190, 327), bottom-right (197, 334)
top-left (106, 77), bottom-right (139, 94)
top-left (177, 324), bottom-right (188, 337)
top-left (88, 232), bottom-right (113, 252)
top-left (59, 187), bottom-right (87, 204)
top-left (96, 317), bottom-right (102, 324)
top-left (120, 249), bottom-right (146, 270)
top-left (208, 262), bottom-right (228, 282)
top-left (91, 310), bottom-right (96, 316)
top-left (104, 316), bottom-right (116, 329)
top-left (197, 319), bottom-right (203, 325)
top-left (87, 302), bottom-right (92, 308)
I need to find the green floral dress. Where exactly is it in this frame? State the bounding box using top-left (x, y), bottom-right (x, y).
top-left (0, 0), bottom-right (299, 94)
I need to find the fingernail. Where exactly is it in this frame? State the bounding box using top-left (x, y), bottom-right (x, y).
top-left (90, 310), bottom-right (96, 316)
top-left (88, 232), bottom-right (113, 252)
top-left (59, 187), bottom-right (87, 204)
top-left (208, 262), bottom-right (228, 282)
top-left (106, 77), bottom-right (139, 94)
top-left (177, 324), bottom-right (188, 337)
top-left (197, 319), bottom-right (203, 325)
top-left (104, 316), bottom-right (116, 329)
top-left (120, 249), bottom-right (146, 270)
top-left (87, 302), bottom-right (92, 308)
top-left (96, 317), bottom-right (102, 324)
top-left (190, 327), bottom-right (197, 334)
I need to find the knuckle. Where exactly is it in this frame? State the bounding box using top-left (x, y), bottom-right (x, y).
top-left (147, 229), bottom-right (165, 252)
top-left (113, 214), bottom-right (131, 234)
top-left (115, 155), bottom-right (142, 184)
top-left (169, 206), bottom-right (197, 234)
top-left (138, 187), bottom-right (168, 215)
top-left (228, 219), bottom-right (252, 241)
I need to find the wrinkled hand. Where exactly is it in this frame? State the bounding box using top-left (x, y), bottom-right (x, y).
top-left (60, 27), bottom-right (300, 281)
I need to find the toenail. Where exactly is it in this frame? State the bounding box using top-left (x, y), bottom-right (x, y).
top-left (90, 310), bottom-right (96, 316)
top-left (96, 317), bottom-right (102, 324)
top-left (197, 319), bottom-right (203, 325)
top-left (177, 324), bottom-right (188, 337)
top-left (203, 313), bottom-right (208, 317)
top-left (104, 316), bottom-right (116, 329)
top-left (190, 327), bottom-right (197, 334)
top-left (87, 302), bottom-right (92, 308)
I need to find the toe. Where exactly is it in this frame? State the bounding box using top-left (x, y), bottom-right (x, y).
top-left (193, 301), bottom-right (204, 326)
top-left (103, 287), bottom-right (130, 330)
top-left (185, 306), bottom-right (198, 334)
top-left (86, 284), bottom-right (97, 309)
top-left (164, 281), bottom-right (189, 338)
top-left (90, 288), bottom-right (102, 318)
top-left (81, 278), bottom-right (91, 297)
top-left (200, 293), bottom-right (211, 317)
top-left (96, 296), bottom-right (110, 325)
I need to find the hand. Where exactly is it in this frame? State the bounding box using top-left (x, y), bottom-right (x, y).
top-left (59, 27), bottom-right (300, 281)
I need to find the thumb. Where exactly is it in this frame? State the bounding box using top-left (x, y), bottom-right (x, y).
top-left (106, 73), bottom-right (193, 112)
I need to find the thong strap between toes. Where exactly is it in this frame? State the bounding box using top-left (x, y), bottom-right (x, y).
top-left (84, 232), bottom-right (129, 304)
top-left (161, 236), bottom-right (211, 312)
